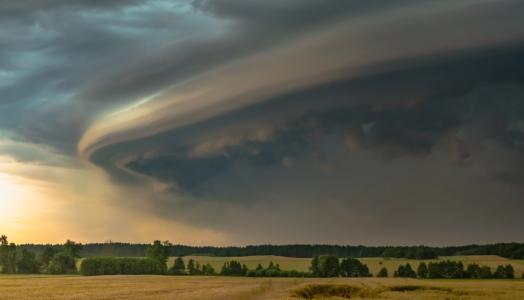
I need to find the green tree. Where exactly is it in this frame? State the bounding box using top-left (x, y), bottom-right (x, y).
top-left (311, 255), bottom-right (339, 277)
top-left (339, 258), bottom-right (371, 277)
top-left (466, 264), bottom-right (481, 279)
top-left (427, 260), bottom-right (465, 279)
top-left (494, 264), bottom-right (514, 279)
top-left (417, 262), bottom-right (428, 278)
top-left (377, 267), bottom-right (388, 277)
top-left (478, 266), bottom-right (492, 279)
top-left (170, 256), bottom-right (186, 275)
top-left (504, 265), bottom-right (515, 279)
top-left (220, 260), bottom-right (245, 276)
top-left (394, 263), bottom-right (416, 278)
top-left (16, 249), bottom-right (39, 274)
top-left (187, 259), bottom-right (200, 275)
top-left (63, 240), bottom-right (82, 258)
top-left (201, 263), bottom-right (215, 275)
top-left (255, 263), bottom-right (265, 277)
top-left (310, 256), bottom-right (319, 276)
top-left (40, 247), bottom-right (58, 271)
top-left (0, 236), bottom-right (17, 274)
top-left (48, 252), bottom-right (76, 274)
top-left (146, 241), bottom-right (170, 266)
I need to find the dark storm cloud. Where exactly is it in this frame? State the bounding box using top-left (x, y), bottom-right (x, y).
top-left (0, 0), bottom-right (146, 17)
top-left (2, 0), bottom-right (524, 244)
top-left (88, 42), bottom-right (524, 194)
top-left (0, 0), bottom-right (219, 153)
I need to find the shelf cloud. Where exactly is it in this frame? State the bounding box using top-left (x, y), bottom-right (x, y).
top-left (1, 0), bottom-right (524, 244)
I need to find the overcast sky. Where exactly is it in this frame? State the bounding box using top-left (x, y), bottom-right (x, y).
top-left (1, 0), bottom-right (524, 245)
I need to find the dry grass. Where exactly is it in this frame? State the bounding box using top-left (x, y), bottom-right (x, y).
top-left (1, 275), bottom-right (524, 300)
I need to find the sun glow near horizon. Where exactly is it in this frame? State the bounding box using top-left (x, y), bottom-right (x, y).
top-left (0, 171), bottom-right (38, 239)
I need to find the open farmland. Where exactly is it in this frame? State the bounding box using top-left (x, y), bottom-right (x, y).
top-left (169, 255), bottom-right (524, 277)
top-left (1, 275), bottom-right (524, 300)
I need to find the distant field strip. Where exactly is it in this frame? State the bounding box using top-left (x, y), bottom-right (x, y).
top-left (170, 255), bottom-right (524, 276)
top-left (1, 275), bottom-right (524, 299)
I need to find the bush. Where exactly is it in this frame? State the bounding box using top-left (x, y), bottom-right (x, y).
top-left (80, 257), bottom-right (165, 276)
top-left (293, 284), bottom-right (363, 299)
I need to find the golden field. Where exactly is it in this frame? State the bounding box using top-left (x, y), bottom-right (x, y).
top-left (1, 275), bottom-right (524, 299)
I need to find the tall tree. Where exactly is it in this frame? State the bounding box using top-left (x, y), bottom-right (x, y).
top-left (64, 240), bottom-right (82, 258)
top-left (311, 255), bottom-right (340, 277)
top-left (0, 236), bottom-right (17, 274)
top-left (40, 247), bottom-right (58, 270)
top-left (417, 262), bottom-right (428, 278)
top-left (146, 240), bottom-right (170, 266)
top-left (170, 257), bottom-right (186, 275)
top-left (187, 259), bottom-right (198, 275)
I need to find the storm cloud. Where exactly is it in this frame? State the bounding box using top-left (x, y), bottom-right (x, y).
top-left (2, 0), bottom-right (524, 245)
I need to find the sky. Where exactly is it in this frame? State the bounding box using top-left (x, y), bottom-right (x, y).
top-left (1, 0), bottom-right (524, 246)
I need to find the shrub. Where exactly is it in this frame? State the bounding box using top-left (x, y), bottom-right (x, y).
top-left (293, 284), bottom-right (363, 299)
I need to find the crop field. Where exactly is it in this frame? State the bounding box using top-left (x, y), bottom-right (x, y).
top-left (1, 275), bottom-right (524, 299)
top-left (169, 255), bottom-right (524, 277)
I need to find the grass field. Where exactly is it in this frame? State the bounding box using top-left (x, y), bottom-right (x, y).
top-left (1, 275), bottom-right (524, 299)
top-left (169, 255), bottom-right (524, 277)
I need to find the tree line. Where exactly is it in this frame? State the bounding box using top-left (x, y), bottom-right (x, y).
top-left (19, 242), bottom-right (524, 260)
top-left (3, 236), bottom-right (524, 279)
top-left (388, 260), bottom-right (517, 279)
top-left (1, 235), bottom-right (80, 274)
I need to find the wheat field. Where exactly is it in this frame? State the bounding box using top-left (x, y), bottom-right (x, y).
top-left (1, 275), bottom-right (524, 299)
